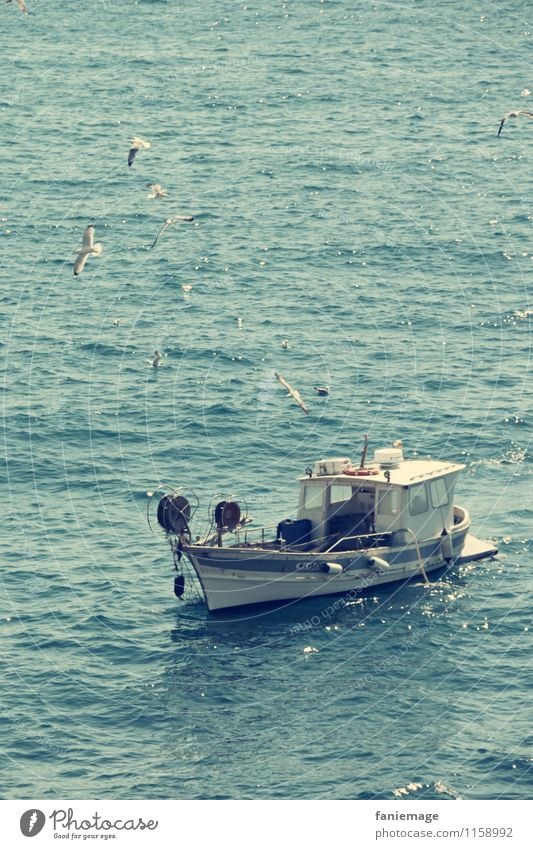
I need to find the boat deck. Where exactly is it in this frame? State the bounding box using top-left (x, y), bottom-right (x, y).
top-left (454, 533), bottom-right (498, 564)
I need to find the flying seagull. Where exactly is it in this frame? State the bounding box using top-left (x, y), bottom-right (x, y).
top-left (150, 215), bottom-right (194, 249)
top-left (128, 136), bottom-right (151, 167)
top-left (74, 225), bottom-right (103, 276)
top-left (147, 350), bottom-right (163, 368)
top-left (7, 0), bottom-right (28, 13)
top-left (313, 385), bottom-right (330, 396)
top-left (146, 183), bottom-right (168, 199)
top-left (497, 110), bottom-right (533, 136)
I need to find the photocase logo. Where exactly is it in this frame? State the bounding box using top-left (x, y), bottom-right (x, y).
top-left (255, 369), bottom-right (278, 427)
top-left (20, 809), bottom-right (46, 837)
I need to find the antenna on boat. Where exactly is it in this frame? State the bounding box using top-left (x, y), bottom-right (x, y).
top-left (359, 433), bottom-right (369, 469)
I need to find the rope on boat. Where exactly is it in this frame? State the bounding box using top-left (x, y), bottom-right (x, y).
top-left (403, 527), bottom-right (430, 585)
top-left (170, 536), bottom-right (205, 604)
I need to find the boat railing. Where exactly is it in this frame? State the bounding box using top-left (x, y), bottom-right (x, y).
top-left (195, 522), bottom-right (278, 546)
top-left (210, 521), bottom-right (281, 547)
top-left (236, 524), bottom-right (391, 552)
top-left (195, 522), bottom-right (392, 552)
top-left (321, 531), bottom-right (392, 553)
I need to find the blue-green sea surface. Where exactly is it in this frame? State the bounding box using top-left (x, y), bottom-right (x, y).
top-left (0, 0), bottom-right (531, 799)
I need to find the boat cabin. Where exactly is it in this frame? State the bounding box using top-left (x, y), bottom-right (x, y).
top-left (287, 450), bottom-right (464, 551)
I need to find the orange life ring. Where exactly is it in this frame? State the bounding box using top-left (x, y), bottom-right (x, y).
top-left (343, 467), bottom-right (380, 477)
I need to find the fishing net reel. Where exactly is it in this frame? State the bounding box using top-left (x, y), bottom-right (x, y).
top-left (208, 494), bottom-right (249, 536)
top-left (147, 486), bottom-right (201, 602)
top-left (147, 486), bottom-right (199, 541)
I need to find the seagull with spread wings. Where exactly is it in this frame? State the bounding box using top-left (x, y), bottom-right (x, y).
top-left (6, 0), bottom-right (29, 13)
top-left (128, 136), bottom-right (151, 167)
top-left (150, 215), bottom-right (194, 249)
top-left (497, 110), bottom-right (533, 136)
top-left (146, 183), bottom-right (168, 199)
top-left (73, 225), bottom-right (103, 276)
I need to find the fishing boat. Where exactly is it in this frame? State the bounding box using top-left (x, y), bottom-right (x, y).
top-left (149, 438), bottom-right (497, 612)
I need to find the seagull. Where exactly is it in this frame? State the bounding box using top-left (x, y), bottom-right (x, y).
top-left (146, 183), bottom-right (168, 199)
top-left (128, 137), bottom-right (151, 167)
top-left (150, 215), bottom-right (194, 249)
top-left (281, 339), bottom-right (290, 349)
top-left (7, 0), bottom-right (28, 13)
top-left (112, 319), bottom-right (121, 326)
top-left (148, 350), bottom-right (163, 368)
top-left (497, 110), bottom-right (533, 136)
top-left (313, 385), bottom-right (329, 396)
top-left (73, 225), bottom-right (103, 276)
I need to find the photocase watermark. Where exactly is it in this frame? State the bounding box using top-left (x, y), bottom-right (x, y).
top-left (7, 711), bottom-right (66, 758)
top-left (18, 807), bottom-right (159, 838)
top-left (265, 143), bottom-right (394, 173)
top-left (50, 807), bottom-right (159, 834)
top-left (255, 368), bottom-right (279, 428)
top-left (289, 573), bottom-right (377, 634)
top-left (350, 618), bottom-right (437, 690)
top-left (20, 809), bottom-right (45, 837)
top-left (199, 56), bottom-right (260, 74)
top-left (159, 55), bottom-right (261, 81)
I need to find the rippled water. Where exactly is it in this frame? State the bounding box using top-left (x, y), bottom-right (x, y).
top-left (1, 0), bottom-right (531, 800)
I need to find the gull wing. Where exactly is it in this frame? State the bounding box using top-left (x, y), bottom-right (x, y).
top-left (9, 0), bottom-right (29, 13)
top-left (150, 216), bottom-right (194, 249)
top-left (497, 116), bottom-right (506, 136)
top-left (81, 225), bottom-right (95, 250)
top-left (129, 138), bottom-right (150, 165)
top-left (150, 219), bottom-right (171, 249)
top-left (147, 184), bottom-right (168, 199)
top-left (74, 251), bottom-right (89, 276)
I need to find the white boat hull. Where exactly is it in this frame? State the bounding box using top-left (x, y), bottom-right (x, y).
top-left (182, 511), bottom-right (496, 611)
top-left (188, 555), bottom-right (439, 612)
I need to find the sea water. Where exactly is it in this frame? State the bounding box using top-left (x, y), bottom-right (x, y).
top-left (0, 0), bottom-right (531, 799)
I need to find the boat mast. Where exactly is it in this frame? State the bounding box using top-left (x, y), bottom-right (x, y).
top-left (359, 433), bottom-right (369, 469)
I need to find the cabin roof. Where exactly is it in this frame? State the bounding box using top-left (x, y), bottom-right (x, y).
top-left (300, 459), bottom-right (465, 488)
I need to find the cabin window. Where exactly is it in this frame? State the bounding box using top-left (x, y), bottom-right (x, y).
top-left (409, 483), bottom-right (428, 515)
top-left (303, 485), bottom-right (324, 510)
top-left (430, 477), bottom-right (449, 509)
top-left (376, 489), bottom-right (400, 515)
top-left (329, 484), bottom-right (353, 505)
